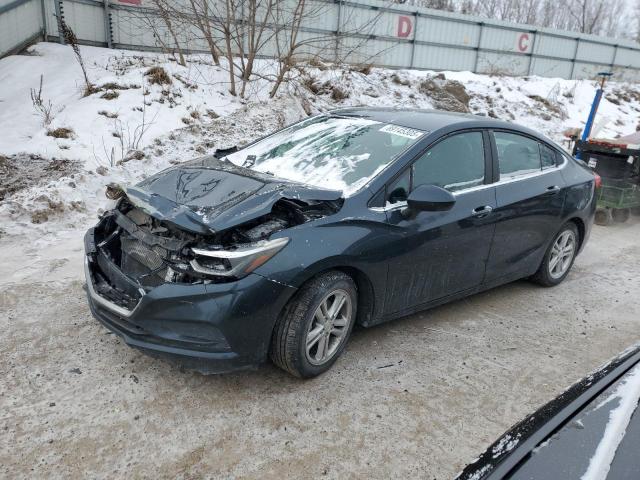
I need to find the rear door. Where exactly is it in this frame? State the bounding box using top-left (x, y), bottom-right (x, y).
top-left (484, 130), bottom-right (567, 283)
top-left (381, 130), bottom-right (498, 315)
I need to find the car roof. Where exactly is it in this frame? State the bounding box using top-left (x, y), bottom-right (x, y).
top-left (329, 107), bottom-right (541, 138)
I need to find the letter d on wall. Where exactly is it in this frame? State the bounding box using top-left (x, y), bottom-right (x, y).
top-left (397, 16), bottom-right (412, 38)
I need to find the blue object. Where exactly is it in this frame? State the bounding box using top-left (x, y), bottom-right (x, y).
top-left (576, 72), bottom-right (612, 159)
top-left (581, 88), bottom-right (603, 143)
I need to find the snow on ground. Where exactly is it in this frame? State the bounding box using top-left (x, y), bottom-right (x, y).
top-left (1, 42), bottom-right (639, 285)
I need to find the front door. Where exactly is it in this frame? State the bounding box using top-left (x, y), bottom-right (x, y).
top-left (381, 130), bottom-right (498, 315)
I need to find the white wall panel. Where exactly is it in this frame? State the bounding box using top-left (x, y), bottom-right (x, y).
top-left (0, 0), bottom-right (42, 57)
top-left (3, 0), bottom-right (640, 82)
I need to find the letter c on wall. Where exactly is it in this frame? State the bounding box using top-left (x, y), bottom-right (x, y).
top-left (517, 33), bottom-right (530, 52)
top-left (397, 16), bottom-right (412, 38)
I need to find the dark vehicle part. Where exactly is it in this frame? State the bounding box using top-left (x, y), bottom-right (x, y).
top-left (125, 156), bottom-right (342, 234)
top-left (270, 271), bottom-right (357, 378)
top-left (406, 184), bottom-right (456, 212)
top-left (456, 345), bottom-right (640, 480)
top-left (85, 109), bottom-right (596, 377)
top-left (531, 222), bottom-right (579, 287)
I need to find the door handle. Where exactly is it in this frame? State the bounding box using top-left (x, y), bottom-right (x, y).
top-left (472, 205), bottom-right (493, 217)
top-left (544, 185), bottom-right (561, 195)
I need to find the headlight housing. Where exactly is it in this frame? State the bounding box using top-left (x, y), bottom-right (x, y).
top-left (190, 237), bottom-right (289, 279)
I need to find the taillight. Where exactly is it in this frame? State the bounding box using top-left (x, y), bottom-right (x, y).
top-left (594, 173), bottom-right (602, 189)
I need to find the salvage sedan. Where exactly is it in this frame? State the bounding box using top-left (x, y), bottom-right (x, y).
top-left (84, 108), bottom-right (597, 377)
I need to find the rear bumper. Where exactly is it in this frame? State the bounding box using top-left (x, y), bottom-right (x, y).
top-left (84, 229), bottom-right (297, 374)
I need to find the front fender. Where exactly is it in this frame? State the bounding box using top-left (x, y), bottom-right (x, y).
top-left (253, 219), bottom-right (392, 319)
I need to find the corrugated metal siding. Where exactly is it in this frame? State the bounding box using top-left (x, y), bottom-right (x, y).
top-left (413, 44), bottom-right (475, 71)
top-left (477, 51), bottom-right (528, 76)
top-left (43, 0), bottom-right (58, 41)
top-left (61, 1), bottom-right (105, 44)
top-left (616, 47), bottom-right (640, 69)
top-left (576, 41), bottom-right (614, 64)
top-left (3, 0), bottom-right (640, 82)
top-left (535, 35), bottom-right (576, 60)
top-left (530, 57), bottom-right (573, 79)
top-left (418, 17), bottom-right (480, 49)
top-left (0, 0), bottom-right (43, 57)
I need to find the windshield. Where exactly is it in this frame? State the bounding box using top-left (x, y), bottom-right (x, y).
top-left (225, 115), bottom-right (425, 195)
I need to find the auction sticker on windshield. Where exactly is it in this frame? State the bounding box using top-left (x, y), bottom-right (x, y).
top-left (379, 124), bottom-right (425, 140)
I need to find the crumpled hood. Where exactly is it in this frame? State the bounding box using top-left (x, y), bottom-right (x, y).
top-left (124, 156), bottom-right (342, 234)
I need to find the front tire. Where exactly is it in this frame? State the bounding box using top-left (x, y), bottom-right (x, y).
top-left (270, 271), bottom-right (357, 378)
top-left (531, 222), bottom-right (579, 287)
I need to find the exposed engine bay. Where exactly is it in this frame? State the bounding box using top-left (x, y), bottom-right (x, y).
top-left (91, 195), bottom-right (341, 290)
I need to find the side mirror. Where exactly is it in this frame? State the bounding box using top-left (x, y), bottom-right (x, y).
top-left (405, 184), bottom-right (456, 213)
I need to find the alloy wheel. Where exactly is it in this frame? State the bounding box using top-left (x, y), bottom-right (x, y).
top-left (305, 289), bottom-right (353, 365)
top-left (548, 230), bottom-right (576, 279)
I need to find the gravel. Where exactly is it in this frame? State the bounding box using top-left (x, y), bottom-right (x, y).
top-left (1, 219), bottom-right (639, 479)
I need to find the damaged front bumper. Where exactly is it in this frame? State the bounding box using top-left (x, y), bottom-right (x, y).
top-left (84, 227), bottom-right (297, 374)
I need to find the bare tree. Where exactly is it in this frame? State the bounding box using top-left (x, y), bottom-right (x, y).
top-left (187, 0), bottom-right (221, 65)
top-left (268, 0), bottom-right (383, 97)
top-left (269, 0), bottom-right (307, 97)
top-left (152, 0), bottom-right (187, 66)
top-left (129, 0), bottom-right (188, 66)
top-left (232, 0), bottom-right (277, 97)
top-left (457, 0), bottom-right (631, 39)
top-left (567, 0), bottom-right (605, 34)
top-left (121, 0), bottom-right (382, 99)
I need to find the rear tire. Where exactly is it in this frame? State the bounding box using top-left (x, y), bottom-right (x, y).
top-left (631, 207), bottom-right (640, 217)
top-left (595, 208), bottom-right (613, 226)
top-left (270, 271), bottom-right (357, 378)
top-left (612, 208), bottom-right (630, 223)
top-left (531, 222), bottom-right (579, 287)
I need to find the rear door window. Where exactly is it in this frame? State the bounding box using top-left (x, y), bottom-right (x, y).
top-left (494, 132), bottom-right (542, 179)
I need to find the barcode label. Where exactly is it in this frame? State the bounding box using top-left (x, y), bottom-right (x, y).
top-left (380, 124), bottom-right (425, 140)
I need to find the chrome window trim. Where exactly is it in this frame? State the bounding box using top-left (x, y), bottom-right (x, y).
top-left (370, 157), bottom-right (567, 213)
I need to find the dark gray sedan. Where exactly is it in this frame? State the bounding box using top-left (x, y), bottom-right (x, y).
top-left (84, 109), bottom-right (598, 377)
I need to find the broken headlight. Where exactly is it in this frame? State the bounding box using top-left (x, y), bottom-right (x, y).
top-left (190, 237), bottom-right (289, 279)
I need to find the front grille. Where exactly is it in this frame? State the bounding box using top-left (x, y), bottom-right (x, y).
top-left (120, 232), bottom-right (169, 287)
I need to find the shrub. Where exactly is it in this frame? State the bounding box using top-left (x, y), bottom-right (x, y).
top-left (98, 110), bottom-right (118, 119)
top-left (145, 66), bottom-right (172, 85)
top-left (331, 85), bottom-right (348, 101)
top-left (100, 91), bottom-right (119, 100)
top-left (46, 127), bottom-right (74, 139)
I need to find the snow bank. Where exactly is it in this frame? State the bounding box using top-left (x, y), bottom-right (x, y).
top-left (1, 42), bottom-right (639, 284)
